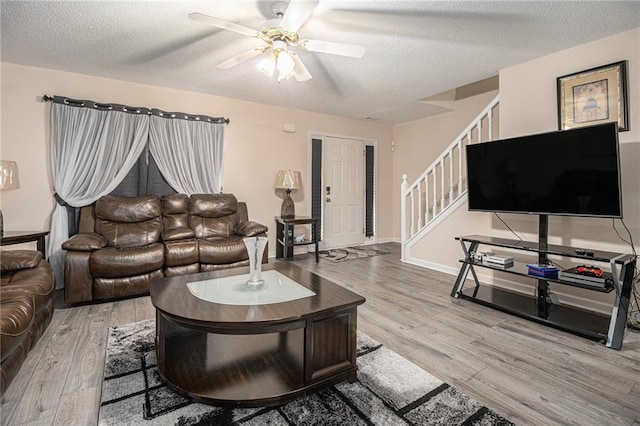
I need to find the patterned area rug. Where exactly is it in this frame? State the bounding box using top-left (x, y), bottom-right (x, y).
top-left (318, 246), bottom-right (390, 262)
top-left (98, 320), bottom-right (513, 425)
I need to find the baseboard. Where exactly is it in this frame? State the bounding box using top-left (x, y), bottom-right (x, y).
top-left (377, 237), bottom-right (399, 244)
top-left (403, 256), bottom-right (460, 276)
top-left (404, 257), bottom-right (611, 315)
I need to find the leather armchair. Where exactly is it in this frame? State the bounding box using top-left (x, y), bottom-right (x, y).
top-left (1, 250), bottom-right (55, 396)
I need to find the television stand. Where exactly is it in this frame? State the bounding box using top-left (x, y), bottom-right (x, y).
top-left (450, 232), bottom-right (635, 350)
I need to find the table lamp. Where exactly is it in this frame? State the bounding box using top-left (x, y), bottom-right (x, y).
top-left (0, 160), bottom-right (20, 235)
top-left (275, 170), bottom-right (302, 218)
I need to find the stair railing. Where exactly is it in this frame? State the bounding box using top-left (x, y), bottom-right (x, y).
top-left (401, 95), bottom-right (499, 261)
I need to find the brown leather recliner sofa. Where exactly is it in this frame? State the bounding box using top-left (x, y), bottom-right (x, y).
top-left (62, 193), bottom-right (268, 304)
top-left (1, 250), bottom-right (55, 396)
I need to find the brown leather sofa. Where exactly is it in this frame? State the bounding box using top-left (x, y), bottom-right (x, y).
top-left (62, 193), bottom-right (268, 304)
top-left (1, 250), bottom-right (55, 396)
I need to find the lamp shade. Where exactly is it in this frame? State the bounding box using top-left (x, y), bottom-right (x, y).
top-left (0, 161), bottom-right (20, 190)
top-left (275, 170), bottom-right (302, 190)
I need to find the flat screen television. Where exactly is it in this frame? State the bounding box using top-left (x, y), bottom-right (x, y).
top-left (466, 122), bottom-right (622, 218)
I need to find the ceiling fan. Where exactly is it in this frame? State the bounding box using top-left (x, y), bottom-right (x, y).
top-left (189, 0), bottom-right (366, 82)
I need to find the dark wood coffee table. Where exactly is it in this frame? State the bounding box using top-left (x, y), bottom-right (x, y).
top-left (150, 262), bottom-right (365, 407)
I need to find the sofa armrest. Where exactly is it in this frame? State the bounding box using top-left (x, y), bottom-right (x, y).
top-left (61, 233), bottom-right (107, 252)
top-left (234, 221), bottom-right (268, 237)
top-left (0, 250), bottom-right (43, 273)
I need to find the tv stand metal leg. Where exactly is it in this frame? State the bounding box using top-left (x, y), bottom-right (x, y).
top-left (536, 279), bottom-right (550, 319)
top-left (451, 241), bottom-right (479, 297)
top-left (606, 259), bottom-right (634, 350)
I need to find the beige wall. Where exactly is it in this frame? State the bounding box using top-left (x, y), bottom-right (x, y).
top-left (0, 63), bottom-right (394, 255)
top-left (392, 90), bottom-right (499, 242)
top-left (404, 27), bottom-right (639, 311)
top-left (493, 27), bottom-right (640, 309)
top-left (391, 90), bottom-right (499, 278)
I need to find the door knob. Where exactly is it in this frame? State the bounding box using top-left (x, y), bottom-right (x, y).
top-left (326, 197), bottom-right (331, 202)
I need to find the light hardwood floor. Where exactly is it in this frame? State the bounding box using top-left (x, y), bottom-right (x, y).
top-left (2, 242), bottom-right (639, 425)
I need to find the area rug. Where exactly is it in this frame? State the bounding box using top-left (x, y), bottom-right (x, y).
top-left (98, 320), bottom-right (513, 425)
top-left (318, 246), bottom-right (389, 262)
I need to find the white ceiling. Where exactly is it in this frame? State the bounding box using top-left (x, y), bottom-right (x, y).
top-left (2, 1), bottom-right (639, 124)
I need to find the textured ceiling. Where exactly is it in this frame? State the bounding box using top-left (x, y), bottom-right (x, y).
top-left (2, 1), bottom-right (639, 124)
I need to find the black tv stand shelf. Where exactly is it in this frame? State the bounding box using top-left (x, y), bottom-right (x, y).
top-left (451, 230), bottom-right (635, 350)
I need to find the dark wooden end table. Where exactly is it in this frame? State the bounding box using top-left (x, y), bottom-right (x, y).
top-left (0, 230), bottom-right (49, 257)
top-left (275, 216), bottom-right (320, 262)
top-left (150, 262), bottom-right (365, 407)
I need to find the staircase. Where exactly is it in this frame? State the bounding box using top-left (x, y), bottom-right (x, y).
top-left (401, 95), bottom-right (499, 261)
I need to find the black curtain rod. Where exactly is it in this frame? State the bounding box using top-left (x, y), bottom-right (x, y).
top-left (42, 94), bottom-right (230, 125)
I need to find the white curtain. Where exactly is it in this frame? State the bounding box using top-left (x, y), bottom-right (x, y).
top-left (47, 103), bottom-right (149, 287)
top-left (149, 115), bottom-right (224, 195)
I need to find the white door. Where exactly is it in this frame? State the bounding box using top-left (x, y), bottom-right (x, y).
top-left (323, 136), bottom-right (365, 248)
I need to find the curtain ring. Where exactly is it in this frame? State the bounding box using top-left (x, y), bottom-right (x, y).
top-left (63, 98), bottom-right (85, 107)
top-left (94, 103), bottom-right (113, 110)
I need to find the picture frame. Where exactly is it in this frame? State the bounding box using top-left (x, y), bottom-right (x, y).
top-left (557, 60), bottom-right (628, 132)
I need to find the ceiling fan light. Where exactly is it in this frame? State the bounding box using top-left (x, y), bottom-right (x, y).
top-left (276, 50), bottom-right (295, 76)
top-left (257, 53), bottom-right (276, 77)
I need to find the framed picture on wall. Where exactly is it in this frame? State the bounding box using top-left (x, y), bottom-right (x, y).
top-left (557, 61), bottom-right (628, 131)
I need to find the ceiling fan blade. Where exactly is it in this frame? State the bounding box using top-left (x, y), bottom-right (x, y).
top-left (189, 12), bottom-right (260, 37)
top-left (289, 52), bottom-right (312, 82)
top-left (280, 0), bottom-right (319, 33)
top-left (217, 46), bottom-right (268, 69)
top-left (299, 39), bottom-right (366, 58)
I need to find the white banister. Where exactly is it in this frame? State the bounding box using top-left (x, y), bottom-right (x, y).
top-left (425, 176), bottom-right (430, 223)
top-left (410, 190), bottom-right (415, 237)
top-left (432, 170), bottom-right (437, 218)
top-left (448, 153), bottom-right (454, 203)
top-left (418, 179), bottom-right (423, 228)
top-left (400, 174), bottom-right (408, 261)
top-left (488, 107), bottom-right (493, 140)
top-left (439, 159), bottom-right (445, 213)
top-left (457, 140), bottom-right (463, 196)
top-left (401, 95), bottom-right (499, 249)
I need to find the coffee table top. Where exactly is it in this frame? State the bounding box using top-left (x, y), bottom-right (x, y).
top-left (186, 269), bottom-right (316, 306)
top-left (150, 263), bottom-right (365, 330)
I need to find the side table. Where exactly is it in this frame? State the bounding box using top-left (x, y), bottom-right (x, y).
top-left (0, 230), bottom-right (49, 257)
top-left (275, 216), bottom-right (320, 263)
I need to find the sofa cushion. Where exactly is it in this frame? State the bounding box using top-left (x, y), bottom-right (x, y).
top-left (164, 239), bottom-right (199, 267)
top-left (1, 250), bottom-right (42, 273)
top-left (2, 261), bottom-right (55, 309)
top-left (162, 194), bottom-right (194, 241)
top-left (95, 196), bottom-right (162, 248)
top-left (190, 194), bottom-right (238, 218)
top-left (0, 290), bottom-right (34, 362)
top-left (93, 270), bottom-right (163, 300)
top-left (199, 236), bottom-right (249, 265)
top-left (96, 195), bottom-right (161, 222)
top-left (190, 215), bottom-right (237, 239)
top-left (89, 243), bottom-right (165, 278)
top-left (161, 194), bottom-right (189, 215)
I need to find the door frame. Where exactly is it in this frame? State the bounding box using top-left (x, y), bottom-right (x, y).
top-left (308, 131), bottom-right (378, 250)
